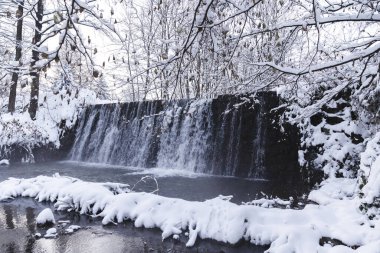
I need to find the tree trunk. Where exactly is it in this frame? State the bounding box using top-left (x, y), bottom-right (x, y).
top-left (28, 0), bottom-right (43, 120)
top-left (8, 1), bottom-right (24, 113)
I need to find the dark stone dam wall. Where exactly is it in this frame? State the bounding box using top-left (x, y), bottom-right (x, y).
top-left (70, 92), bottom-right (300, 180)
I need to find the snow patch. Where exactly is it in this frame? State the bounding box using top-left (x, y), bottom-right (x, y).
top-left (360, 132), bottom-right (380, 203)
top-left (309, 178), bottom-right (357, 205)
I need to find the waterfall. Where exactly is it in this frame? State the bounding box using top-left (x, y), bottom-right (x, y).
top-left (70, 93), bottom-right (298, 178)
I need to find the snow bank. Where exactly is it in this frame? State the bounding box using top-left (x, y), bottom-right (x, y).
top-left (36, 208), bottom-right (55, 225)
top-left (297, 103), bottom-right (368, 177)
top-left (0, 89), bottom-right (97, 154)
top-left (308, 178), bottom-right (357, 205)
top-left (0, 174), bottom-right (379, 252)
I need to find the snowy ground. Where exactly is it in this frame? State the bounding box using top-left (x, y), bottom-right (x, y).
top-left (0, 173), bottom-right (379, 253)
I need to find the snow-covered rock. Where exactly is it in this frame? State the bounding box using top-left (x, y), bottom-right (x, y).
top-left (0, 174), bottom-right (379, 252)
top-left (44, 228), bottom-right (57, 238)
top-left (294, 93), bottom-right (370, 178)
top-left (65, 225), bottom-right (81, 234)
top-left (0, 159), bottom-right (9, 166)
top-left (36, 208), bottom-right (55, 225)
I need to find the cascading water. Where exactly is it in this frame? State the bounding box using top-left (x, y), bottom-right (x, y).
top-left (70, 93), bottom-right (298, 179)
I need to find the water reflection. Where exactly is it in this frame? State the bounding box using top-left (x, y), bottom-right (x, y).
top-left (0, 199), bottom-right (267, 253)
top-left (25, 207), bottom-right (36, 252)
top-left (3, 205), bottom-right (15, 229)
top-left (26, 207), bottom-right (35, 233)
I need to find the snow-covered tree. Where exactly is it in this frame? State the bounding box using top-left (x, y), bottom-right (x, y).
top-left (0, 0), bottom-right (121, 119)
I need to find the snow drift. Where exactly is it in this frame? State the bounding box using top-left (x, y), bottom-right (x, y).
top-left (0, 174), bottom-right (379, 252)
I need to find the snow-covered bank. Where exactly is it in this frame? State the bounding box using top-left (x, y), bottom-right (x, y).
top-left (0, 89), bottom-right (97, 161)
top-left (0, 174), bottom-right (379, 252)
top-left (0, 159), bottom-right (9, 166)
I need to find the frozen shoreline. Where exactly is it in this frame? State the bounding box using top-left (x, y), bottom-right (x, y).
top-left (0, 174), bottom-right (379, 252)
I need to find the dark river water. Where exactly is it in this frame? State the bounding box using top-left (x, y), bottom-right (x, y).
top-left (0, 161), bottom-right (307, 253)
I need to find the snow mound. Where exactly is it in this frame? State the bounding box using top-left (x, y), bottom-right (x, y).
top-left (36, 208), bottom-right (55, 225)
top-left (360, 133), bottom-right (380, 203)
top-left (308, 178), bottom-right (357, 205)
top-left (0, 174), bottom-right (379, 252)
top-left (0, 89), bottom-right (97, 153)
top-left (0, 159), bottom-right (9, 166)
top-left (44, 228), bottom-right (57, 238)
top-left (65, 225), bottom-right (81, 234)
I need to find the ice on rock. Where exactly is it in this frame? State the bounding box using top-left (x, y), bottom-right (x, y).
top-left (36, 208), bottom-right (55, 225)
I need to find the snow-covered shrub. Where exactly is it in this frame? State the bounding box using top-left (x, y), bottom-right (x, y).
top-left (296, 88), bottom-right (370, 178)
top-left (364, 88), bottom-right (380, 124)
top-left (358, 133), bottom-right (380, 218)
top-left (355, 64), bottom-right (380, 126)
top-left (44, 228), bottom-right (58, 238)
